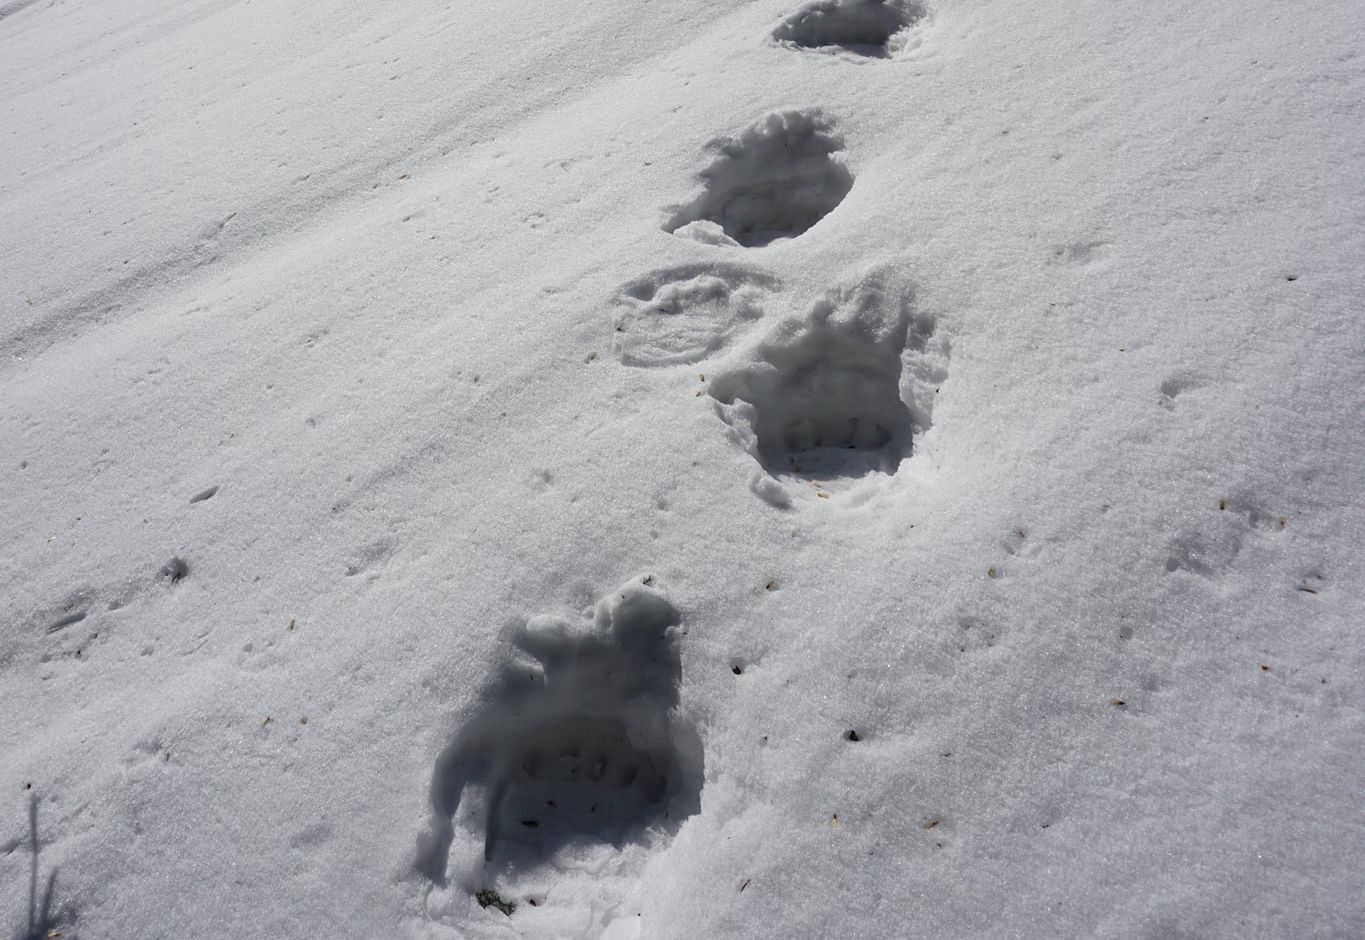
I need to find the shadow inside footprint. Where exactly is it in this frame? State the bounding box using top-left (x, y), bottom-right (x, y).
top-left (665, 111), bottom-right (853, 248)
top-left (772, 0), bottom-right (925, 58)
top-left (417, 577), bottom-right (702, 885)
top-left (709, 270), bottom-right (925, 492)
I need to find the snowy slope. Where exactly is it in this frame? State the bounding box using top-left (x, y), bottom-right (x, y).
top-left (2, 0), bottom-right (1363, 937)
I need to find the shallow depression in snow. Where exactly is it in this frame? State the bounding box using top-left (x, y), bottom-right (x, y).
top-left (612, 263), bottom-right (778, 367)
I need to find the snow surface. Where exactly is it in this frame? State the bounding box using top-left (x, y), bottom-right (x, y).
top-left (2, 0), bottom-right (1364, 936)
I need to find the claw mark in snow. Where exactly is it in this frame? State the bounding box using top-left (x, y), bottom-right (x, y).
top-left (38, 589), bottom-right (97, 635)
top-left (665, 111), bottom-right (853, 248)
top-left (1050, 240), bottom-right (1110, 265)
top-left (344, 539), bottom-right (394, 578)
top-left (46, 609), bottom-right (87, 634)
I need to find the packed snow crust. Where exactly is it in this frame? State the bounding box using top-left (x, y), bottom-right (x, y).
top-left (2, 0), bottom-right (1364, 937)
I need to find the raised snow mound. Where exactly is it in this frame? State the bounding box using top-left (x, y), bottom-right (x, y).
top-left (665, 111), bottom-right (853, 248)
top-left (772, 0), bottom-right (926, 58)
top-left (416, 577), bottom-right (702, 886)
top-left (709, 268), bottom-right (945, 501)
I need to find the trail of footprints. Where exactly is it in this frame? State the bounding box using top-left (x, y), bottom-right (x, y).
top-left (636, 1), bottom-right (946, 505)
top-left (419, 0), bottom-right (940, 923)
top-left (619, 100), bottom-right (949, 502)
top-left (420, 1), bottom-right (1327, 924)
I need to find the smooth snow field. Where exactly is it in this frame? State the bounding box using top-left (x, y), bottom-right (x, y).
top-left (2, 0), bottom-right (1363, 937)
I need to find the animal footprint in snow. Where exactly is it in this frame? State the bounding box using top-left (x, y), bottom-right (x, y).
top-left (772, 0), bottom-right (927, 59)
top-left (613, 263), bottom-right (779, 367)
top-left (665, 110), bottom-right (853, 248)
top-left (416, 576), bottom-right (701, 886)
top-left (1158, 372), bottom-right (1204, 410)
top-left (708, 267), bottom-right (946, 503)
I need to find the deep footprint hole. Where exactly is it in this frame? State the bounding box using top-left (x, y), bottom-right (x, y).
top-left (773, 0), bottom-right (925, 58)
top-left (738, 358), bottom-right (912, 479)
top-left (491, 716), bottom-right (672, 861)
top-left (707, 273), bottom-right (936, 490)
top-left (418, 579), bottom-right (703, 886)
top-left (666, 111), bottom-right (853, 248)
